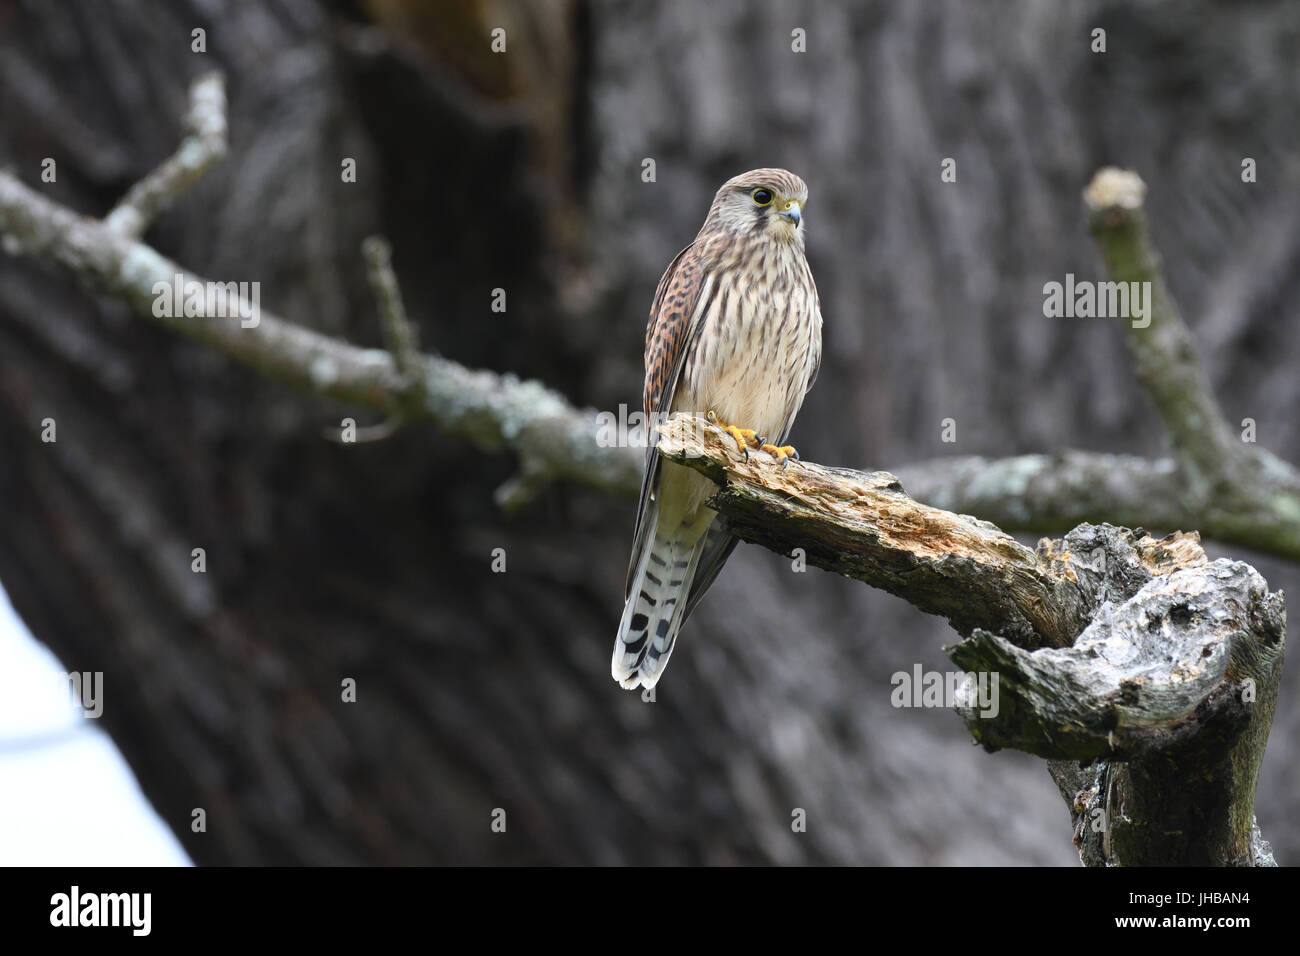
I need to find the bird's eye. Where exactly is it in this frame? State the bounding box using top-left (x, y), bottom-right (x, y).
top-left (751, 188), bottom-right (774, 206)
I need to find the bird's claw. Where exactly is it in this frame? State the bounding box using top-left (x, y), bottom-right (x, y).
top-left (759, 443), bottom-right (800, 469)
top-left (706, 411), bottom-right (799, 468)
top-left (707, 410), bottom-right (758, 457)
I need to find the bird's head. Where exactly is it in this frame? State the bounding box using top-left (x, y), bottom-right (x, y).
top-left (705, 168), bottom-right (809, 245)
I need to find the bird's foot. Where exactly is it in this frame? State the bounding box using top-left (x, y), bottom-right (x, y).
top-left (706, 410), bottom-right (760, 457)
top-left (759, 443), bottom-right (800, 469)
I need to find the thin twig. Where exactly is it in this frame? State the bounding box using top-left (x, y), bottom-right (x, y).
top-left (103, 72), bottom-right (228, 238)
top-left (361, 235), bottom-right (424, 388)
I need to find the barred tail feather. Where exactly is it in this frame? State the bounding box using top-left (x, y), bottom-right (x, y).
top-left (612, 524), bottom-right (708, 690)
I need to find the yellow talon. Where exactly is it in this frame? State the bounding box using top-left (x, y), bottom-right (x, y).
top-left (706, 410), bottom-right (760, 455)
top-left (722, 425), bottom-right (759, 453)
top-left (759, 443), bottom-right (800, 468)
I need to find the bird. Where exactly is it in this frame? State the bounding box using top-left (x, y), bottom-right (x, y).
top-left (612, 168), bottom-right (823, 690)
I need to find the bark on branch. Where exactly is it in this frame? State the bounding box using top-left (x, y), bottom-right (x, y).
top-left (103, 72), bottom-right (228, 238)
top-left (1081, 168), bottom-right (1300, 558)
top-left (898, 169), bottom-right (1300, 560)
top-left (657, 416), bottom-right (1285, 866)
top-left (0, 163), bottom-right (643, 505)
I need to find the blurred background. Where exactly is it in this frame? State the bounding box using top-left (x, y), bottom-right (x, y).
top-left (0, 0), bottom-right (1296, 865)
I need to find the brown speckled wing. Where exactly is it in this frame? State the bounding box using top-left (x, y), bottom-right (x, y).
top-left (643, 241), bottom-right (708, 418)
top-left (624, 239), bottom-right (711, 599)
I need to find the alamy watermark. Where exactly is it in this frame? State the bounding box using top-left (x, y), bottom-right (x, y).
top-left (152, 273), bottom-right (260, 328)
top-left (50, 886), bottom-right (150, 936)
top-left (1043, 273), bottom-right (1151, 328)
top-left (595, 406), bottom-right (726, 449)
top-left (891, 664), bottom-right (1000, 718)
top-left (61, 670), bottom-right (103, 718)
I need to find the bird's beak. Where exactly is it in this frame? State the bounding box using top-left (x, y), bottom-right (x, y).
top-left (778, 200), bottom-right (802, 226)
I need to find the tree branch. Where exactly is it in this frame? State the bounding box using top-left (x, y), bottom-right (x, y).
top-left (0, 167), bottom-right (643, 501)
top-left (657, 415), bottom-right (1284, 865)
top-left (889, 169), bottom-right (1300, 560)
top-left (1082, 167), bottom-right (1300, 558)
top-left (657, 419), bottom-right (1089, 649)
top-left (895, 452), bottom-right (1184, 534)
top-left (361, 235), bottom-right (423, 394)
top-left (103, 72), bottom-right (228, 238)
top-left (1084, 169), bottom-right (1238, 485)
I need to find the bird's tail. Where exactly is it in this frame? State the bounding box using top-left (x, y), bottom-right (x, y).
top-left (612, 518), bottom-right (709, 690)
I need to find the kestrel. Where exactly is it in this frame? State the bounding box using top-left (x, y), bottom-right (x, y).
top-left (612, 168), bottom-right (823, 689)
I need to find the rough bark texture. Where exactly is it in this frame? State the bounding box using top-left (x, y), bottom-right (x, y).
top-left (1, 0), bottom-right (1297, 864)
top-left (657, 420), bottom-right (1089, 650)
top-left (662, 418), bottom-right (1285, 864)
top-left (956, 554), bottom-right (1283, 866)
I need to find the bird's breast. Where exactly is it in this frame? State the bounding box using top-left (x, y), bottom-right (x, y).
top-left (675, 251), bottom-right (821, 442)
